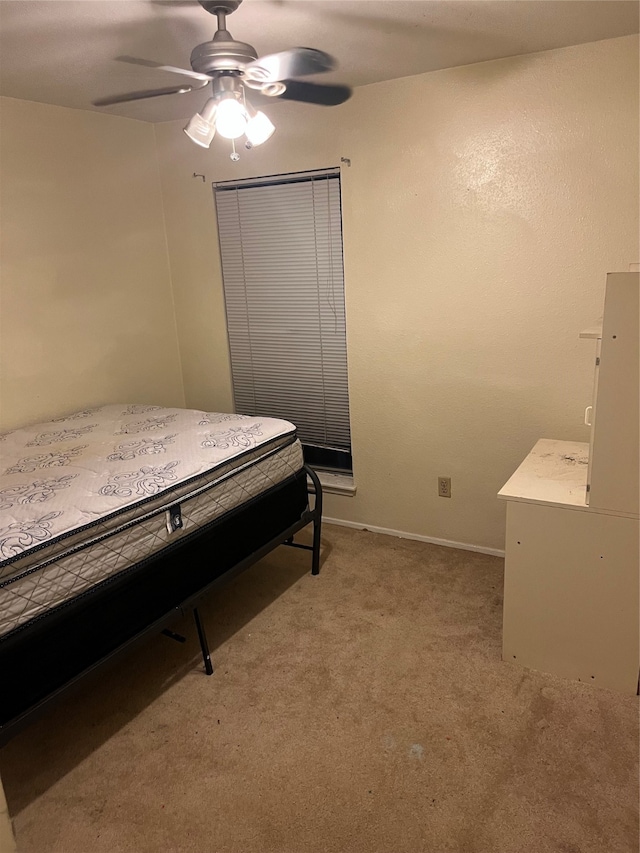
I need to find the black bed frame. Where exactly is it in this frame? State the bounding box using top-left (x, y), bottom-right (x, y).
top-left (0, 465), bottom-right (322, 746)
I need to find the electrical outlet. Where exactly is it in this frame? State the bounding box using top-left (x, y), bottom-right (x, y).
top-left (438, 476), bottom-right (451, 498)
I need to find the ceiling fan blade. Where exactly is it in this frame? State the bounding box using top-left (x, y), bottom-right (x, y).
top-left (115, 55), bottom-right (212, 82)
top-left (276, 80), bottom-right (352, 107)
top-left (245, 48), bottom-right (334, 84)
top-left (92, 85), bottom-right (194, 107)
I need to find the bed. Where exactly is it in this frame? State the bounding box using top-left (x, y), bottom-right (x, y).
top-left (0, 404), bottom-right (322, 744)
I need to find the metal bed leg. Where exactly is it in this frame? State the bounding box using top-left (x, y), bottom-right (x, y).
top-left (305, 465), bottom-right (323, 576)
top-left (311, 513), bottom-right (322, 576)
top-left (193, 607), bottom-right (214, 676)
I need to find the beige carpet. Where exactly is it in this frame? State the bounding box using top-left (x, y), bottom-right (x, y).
top-left (1, 524), bottom-right (638, 853)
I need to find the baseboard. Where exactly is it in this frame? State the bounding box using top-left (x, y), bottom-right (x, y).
top-left (322, 516), bottom-right (505, 558)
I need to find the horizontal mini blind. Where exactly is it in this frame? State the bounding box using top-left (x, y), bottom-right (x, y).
top-left (214, 168), bottom-right (351, 454)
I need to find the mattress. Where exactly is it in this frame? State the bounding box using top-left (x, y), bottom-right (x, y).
top-left (0, 404), bottom-right (304, 639)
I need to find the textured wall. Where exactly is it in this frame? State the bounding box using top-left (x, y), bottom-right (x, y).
top-left (0, 98), bottom-right (185, 431)
top-left (155, 36), bottom-right (638, 551)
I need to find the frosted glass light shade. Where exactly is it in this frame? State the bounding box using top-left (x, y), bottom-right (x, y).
top-left (215, 98), bottom-right (248, 139)
top-left (183, 99), bottom-right (217, 148)
top-left (245, 110), bottom-right (275, 146)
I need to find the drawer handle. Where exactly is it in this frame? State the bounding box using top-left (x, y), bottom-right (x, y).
top-left (584, 405), bottom-right (593, 427)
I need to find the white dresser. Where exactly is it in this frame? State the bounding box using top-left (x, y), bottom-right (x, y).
top-left (498, 272), bottom-right (639, 694)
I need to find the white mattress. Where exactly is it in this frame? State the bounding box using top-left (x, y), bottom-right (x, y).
top-left (0, 405), bottom-right (304, 638)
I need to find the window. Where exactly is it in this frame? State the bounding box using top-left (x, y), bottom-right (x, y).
top-left (214, 168), bottom-right (351, 473)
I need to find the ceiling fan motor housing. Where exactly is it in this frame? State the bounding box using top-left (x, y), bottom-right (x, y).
top-left (191, 1), bottom-right (257, 76)
top-left (190, 37), bottom-right (258, 74)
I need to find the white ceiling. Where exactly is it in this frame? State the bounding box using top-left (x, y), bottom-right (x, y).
top-left (0, 0), bottom-right (638, 123)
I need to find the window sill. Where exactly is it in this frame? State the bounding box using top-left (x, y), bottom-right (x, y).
top-left (308, 470), bottom-right (356, 496)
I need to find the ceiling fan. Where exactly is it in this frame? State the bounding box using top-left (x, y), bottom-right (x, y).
top-left (93, 0), bottom-right (352, 157)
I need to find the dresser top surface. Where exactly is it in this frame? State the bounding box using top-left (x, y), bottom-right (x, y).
top-left (498, 439), bottom-right (589, 509)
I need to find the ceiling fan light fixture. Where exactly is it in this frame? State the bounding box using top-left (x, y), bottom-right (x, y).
top-left (245, 110), bottom-right (275, 146)
top-left (97, 3), bottom-right (351, 156)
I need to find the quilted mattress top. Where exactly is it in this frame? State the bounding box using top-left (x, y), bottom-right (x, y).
top-left (0, 404), bottom-right (297, 571)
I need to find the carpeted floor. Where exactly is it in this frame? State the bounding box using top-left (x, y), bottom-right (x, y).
top-left (1, 524), bottom-right (638, 853)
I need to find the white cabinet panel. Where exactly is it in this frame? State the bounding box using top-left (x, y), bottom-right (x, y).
top-left (502, 501), bottom-right (639, 694)
top-left (588, 273), bottom-right (639, 515)
top-left (585, 336), bottom-right (601, 505)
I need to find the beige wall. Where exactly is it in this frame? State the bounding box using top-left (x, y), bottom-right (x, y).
top-left (6, 35), bottom-right (627, 554)
top-left (0, 97), bottom-right (184, 431)
top-left (155, 35), bottom-right (639, 552)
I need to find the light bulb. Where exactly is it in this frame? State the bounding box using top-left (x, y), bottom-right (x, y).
top-left (215, 98), bottom-right (248, 139)
top-left (245, 110), bottom-right (275, 146)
